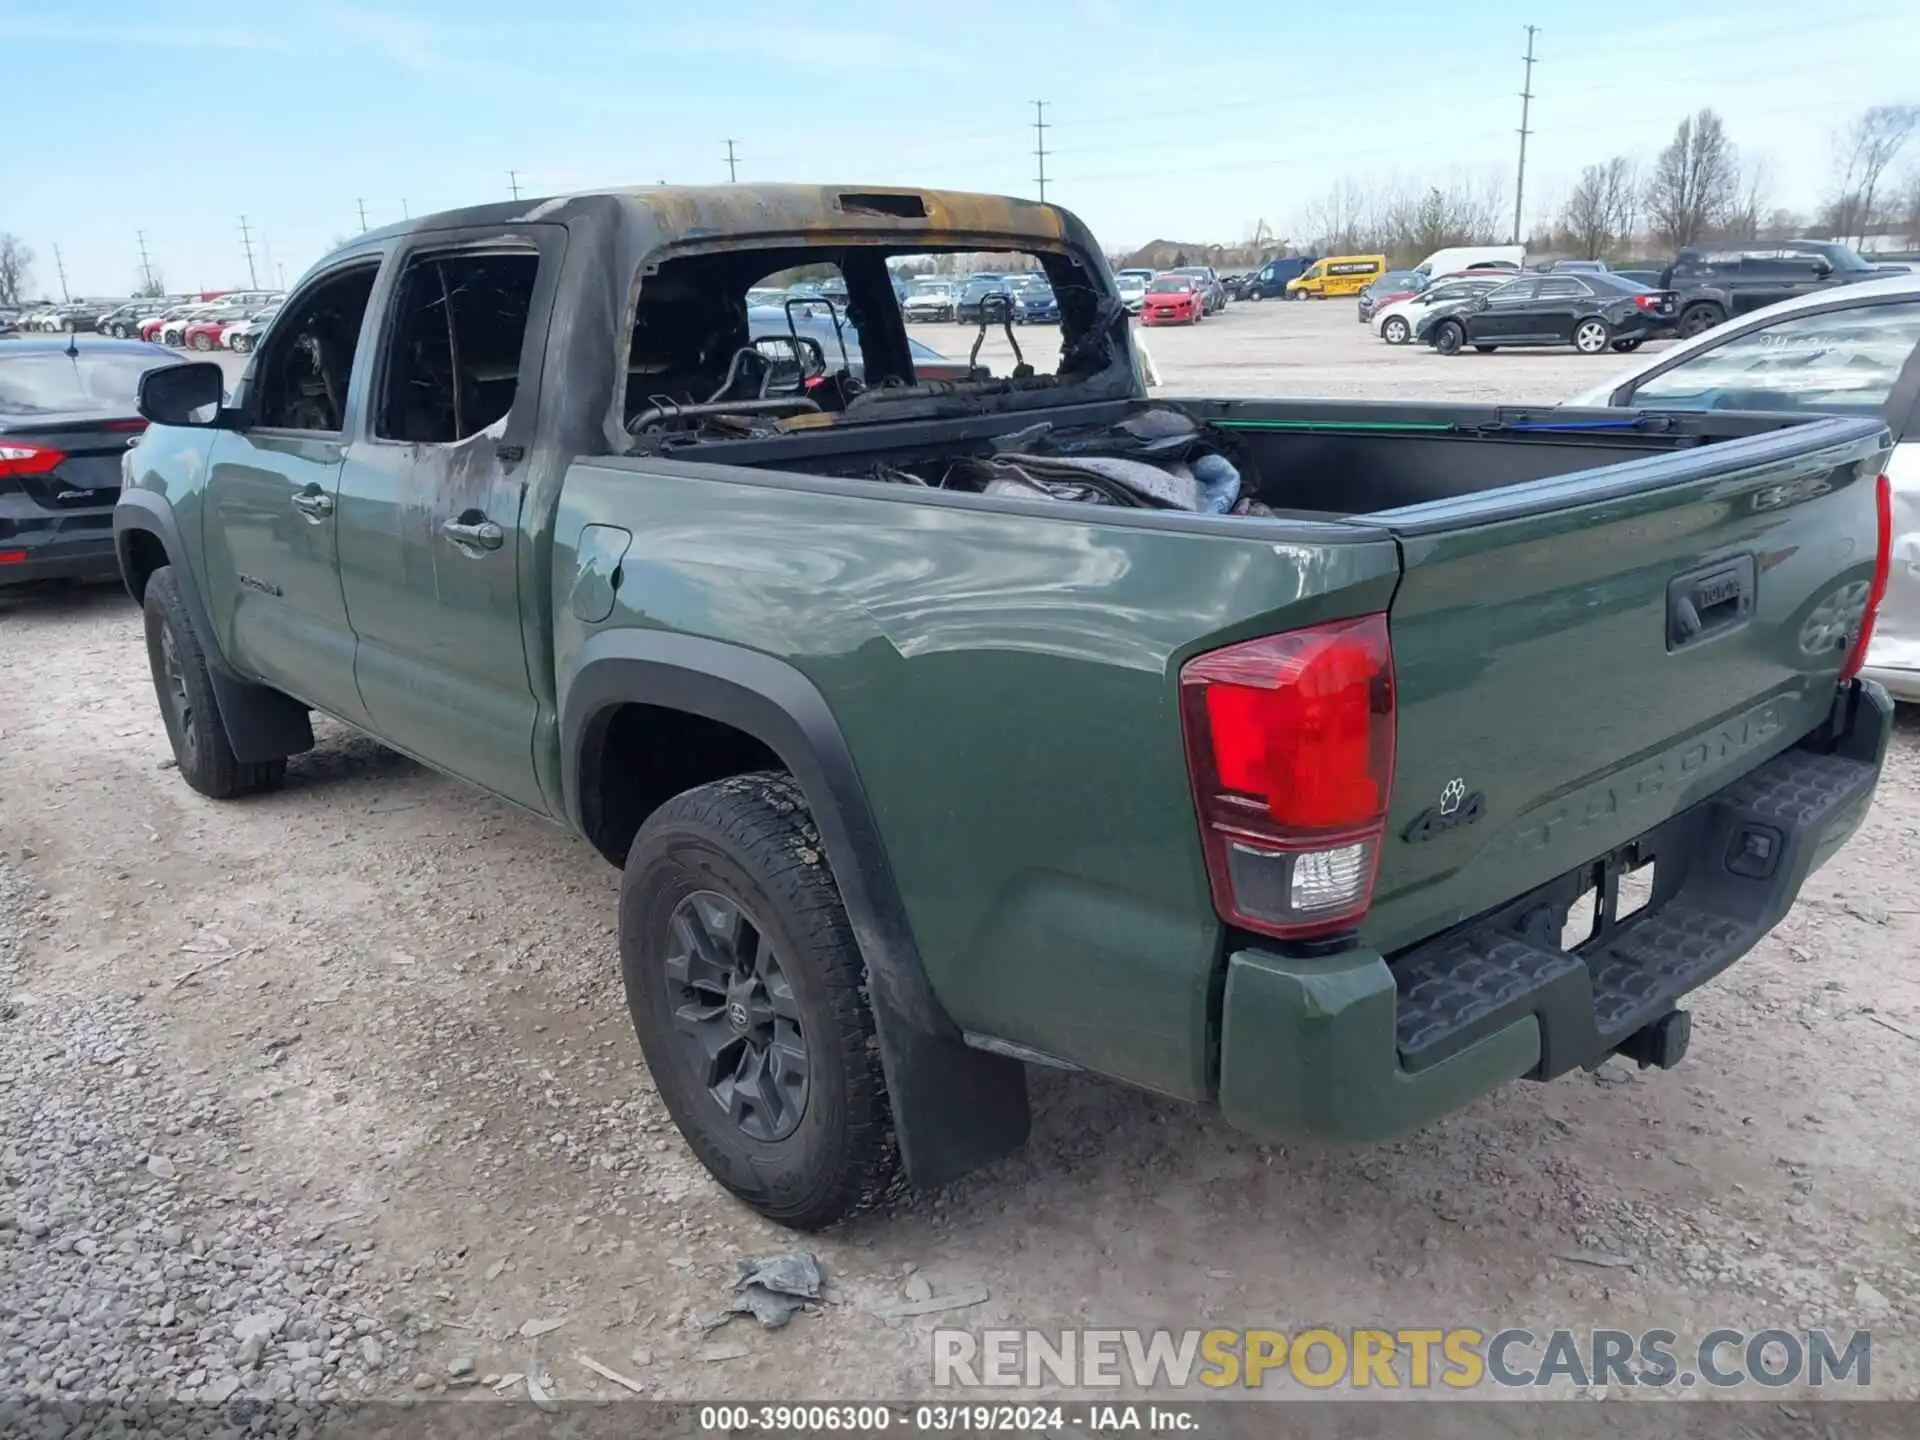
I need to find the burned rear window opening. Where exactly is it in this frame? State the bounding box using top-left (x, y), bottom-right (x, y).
top-left (616, 241), bottom-right (1130, 453)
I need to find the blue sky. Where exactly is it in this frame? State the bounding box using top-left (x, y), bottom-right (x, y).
top-left (6, 0), bottom-right (1915, 298)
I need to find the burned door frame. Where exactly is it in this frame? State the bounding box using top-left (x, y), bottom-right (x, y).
top-left (332, 222), bottom-right (568, 813)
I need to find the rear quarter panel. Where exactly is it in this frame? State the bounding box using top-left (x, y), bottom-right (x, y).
top-left (553, 459), bottom-right (1400, 1099)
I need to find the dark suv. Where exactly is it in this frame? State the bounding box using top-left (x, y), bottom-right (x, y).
top-left (1663, 241), bottom-right (1906, 337)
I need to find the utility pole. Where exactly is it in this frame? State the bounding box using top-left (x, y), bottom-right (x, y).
top-left (1512, 24), bottom-right (1539, 245)
top-left (53, 244), bottom-right (70, 301)
top-left (238, 215), bottom-right (258, 288)
top-left (507, 169), bottom-right (521, 200)
top-left (357, 197), bottom-right (370, 231)
top-left (724, 140), bottom-right (739, 182)
top-left (401, 198), bottom-right (410, 219)
top-left (136, 230), bottom-right (155, 292)
top-left (1032, 101), bottom-right (1050, 203)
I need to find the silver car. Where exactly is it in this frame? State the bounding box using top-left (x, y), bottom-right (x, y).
top-left (1567, 273), bottom-right (1920, 700)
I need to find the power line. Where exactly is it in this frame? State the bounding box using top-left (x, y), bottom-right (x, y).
top-left (724, 140), bottom-right (739, 182)
top-left (1513, 23), bottom-right (1539, 244)
top-left (1033, 101), bottom-right (1050, 202)
top-left (357, 197), bottom-right (370, 231)
top-left (53, 244), bottom-right (70, 301)
top-left (238, 215), bottom-right (258, 289)
top-left (508, 169), bottom-right (522, 200)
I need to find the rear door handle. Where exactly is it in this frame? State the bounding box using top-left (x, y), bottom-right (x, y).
top-left (291, 489), bottom-right (333, 521)
top-left (442, 513), bottom-right (504, 553)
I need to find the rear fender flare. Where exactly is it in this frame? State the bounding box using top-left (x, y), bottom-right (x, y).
top-left (113, 491), bottom-right (314, 763)
top-left (560, 630), bottom-right (1030, 1189)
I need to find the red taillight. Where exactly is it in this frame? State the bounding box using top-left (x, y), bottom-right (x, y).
top-left (105, 418), bottom-right (148, 433)
top-left (1840, 472), bottom-right (1893, 683)
top-left (1180, 614), bottom-right (1397, 939)
top-left (0, 441), bottom-right (66, 478)
top-left (0, 550), bottom-right (28, 565)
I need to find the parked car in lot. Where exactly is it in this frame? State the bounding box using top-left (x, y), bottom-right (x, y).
top-left (901, 280), bottom-right (957, 322)
top-left (1238, 256), bottom-right (1317, 300)
top-left (33, 301), bottom-right (110, 334)
top-left (748, 308), bottom-right (969, 383)
top-left (1009, 277), bottom-right (1060, 324)
top-left (0, 338), bottom-right (175, 585)
top-left (141, 303), bottom-right (219, 346)
top-left (182, 304), bottom-right (262, 352)
top-left (1114, 272), bottom-right (1149, 314)
top-left (1287, 254), bottom-right (1387, 300)
top-left (1662, 241), bottom-right (1907, 338)
top-left (220, 306), bottom-right (280, 352)
top-left (1355, 270), bottom-right (1427, 325)
top-left (1567, 272), bottom-right (1920, 700)
top-left (954, 274), bottom-right (1015, 324)
top-left (1374, 273), bottom-right (1507, 344)
top-left (1167, 266), bottom-right (1226, 314)
top-left (118, 182), bottom-right (1895, 1233)
top-left (1414, 244), bottom-right (1525, 278)
top-left (1424, 272), bottom-right (1676, 355)
top-left (98, 300), bottom-right (170, 339)
top-left (1140, 274), bottom-right (1205, 325)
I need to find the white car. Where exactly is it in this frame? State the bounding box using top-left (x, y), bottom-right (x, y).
top-left (223, 307), bottom-right (280, 352)
top-left (1373, 275), bottom-right (1507, 345)
top-left (902, 284), bottom-right (956, 322)
top-left (1567, 271), bottom-right (1920, 701)
top-left (1115, 273), bottom-right (1148, 315)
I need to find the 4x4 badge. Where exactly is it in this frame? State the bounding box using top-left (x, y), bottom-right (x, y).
top-left (1405, 780), bottom-right (1487, 842)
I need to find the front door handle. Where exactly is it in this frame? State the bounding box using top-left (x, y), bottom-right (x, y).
top-left (291, 489), bottom-right (333, 521)
top-left (442, 513), bottom-right (505, 553)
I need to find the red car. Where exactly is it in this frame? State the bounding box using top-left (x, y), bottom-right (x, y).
top-left (1140, 275), bottom-right (1203, 326)
top-left (181, 305), bottom-right (256, 351)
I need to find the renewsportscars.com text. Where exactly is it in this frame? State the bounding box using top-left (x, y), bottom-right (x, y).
top-left (932, 1327), bottom-right (1871, 1391)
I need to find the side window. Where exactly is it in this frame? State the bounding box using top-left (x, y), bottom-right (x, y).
top-left (1629, 301), bottom-right (1920, 416)
top-left (1536, 278), bottom-right (1586, 299)
top-left (1490, 280), bottom-right (1539, 303)
top-left (252, 263), bottom-right (379, 432)
top-left (377, 250), bottom-right (540, 444)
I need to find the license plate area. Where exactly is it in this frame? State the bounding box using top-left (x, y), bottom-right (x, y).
top-left (1558, 855), bottom-right (1658, 954)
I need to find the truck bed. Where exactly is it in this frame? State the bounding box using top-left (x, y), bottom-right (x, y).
top-left (556, 397), bottom-right (1891, 1099)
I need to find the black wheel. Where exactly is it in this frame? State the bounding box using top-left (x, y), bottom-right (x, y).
top-left (1432, 320), bottom-right (1465, 356)
top-left (1381, 316), bottom-right (1411, 345)
top-left (1572, 318), bottom-right (1612, 355)
top-left (1611, 338), bottom-right (1643, 353)
top-left (143, 566), bottom-right (286, 799)
top-left (1678, 303), bottom-right (1723, 338)
top-left (620, 773), bottom-right (897, 1229)
top-left (232, 334), bottom-right (253, 353)
top-left (1473, 344), bottom-right (1497, 353)
top-left (110, 323), bottom-right (128, 339)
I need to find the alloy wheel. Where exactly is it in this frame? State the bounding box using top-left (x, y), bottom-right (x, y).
top-left (662, 891), bottom-right (810, 1143)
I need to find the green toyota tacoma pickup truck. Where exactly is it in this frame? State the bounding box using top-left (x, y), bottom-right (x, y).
top-left (116, 185), bottom-right (1894, 1228)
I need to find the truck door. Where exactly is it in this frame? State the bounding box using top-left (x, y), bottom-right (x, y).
top-left (202, 257), bottom-right (383, 727)
top-left (333, 225), bottom-right (564, 813)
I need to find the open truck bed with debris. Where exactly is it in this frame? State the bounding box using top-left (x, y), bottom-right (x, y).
top-left (117, 184), bottom-right (1895, 1228)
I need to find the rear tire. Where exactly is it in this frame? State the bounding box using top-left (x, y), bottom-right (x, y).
top-left (1573, 318), bottom-right (1612, 354)
top-left (1610, 338), bottom-right (1643, 353)
top-left (1431, 320), bottom-right (1465, 356)
top-left (143, 567), bottom-right (286, 799)
top-left (1473, 344), bottom-right (1497, 354)
top-left (620, 772), bottom-right (899, 1230)
top-left (1678, 303), bottom-right (1723, 338)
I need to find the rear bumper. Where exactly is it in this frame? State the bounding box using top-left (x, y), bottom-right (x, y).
top-left (0, 532), bottom-right (121, 586)
top-left (1217, 681), bottom-right (1891, 1143)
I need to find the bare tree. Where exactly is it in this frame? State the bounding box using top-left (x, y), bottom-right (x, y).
top-left (1828, 104), bottom-right (1920, 246)
top-left (0, 233), bottom-right (34, 307)
top-left (1723, 158), bottom-right (1773, 241)
top-left (1558, 157), bottom-right (1638, 258)
top-left (1295, 172), bottom-right (1505, 262)
top-left (1644, 110), bottom-right (1741, 248)
top-left (1904, 171), bottom-right (1920, 247)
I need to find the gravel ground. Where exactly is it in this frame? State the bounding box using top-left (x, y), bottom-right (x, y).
top-left (7, 303), bottom-right (1920, 1422)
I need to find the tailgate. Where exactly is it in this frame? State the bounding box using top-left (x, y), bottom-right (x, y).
top-left (1365, 415), bottom-right (1891, 954)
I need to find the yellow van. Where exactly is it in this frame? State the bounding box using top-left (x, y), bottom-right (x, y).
top-left (1285, 254), bottom-right (1387, 299)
